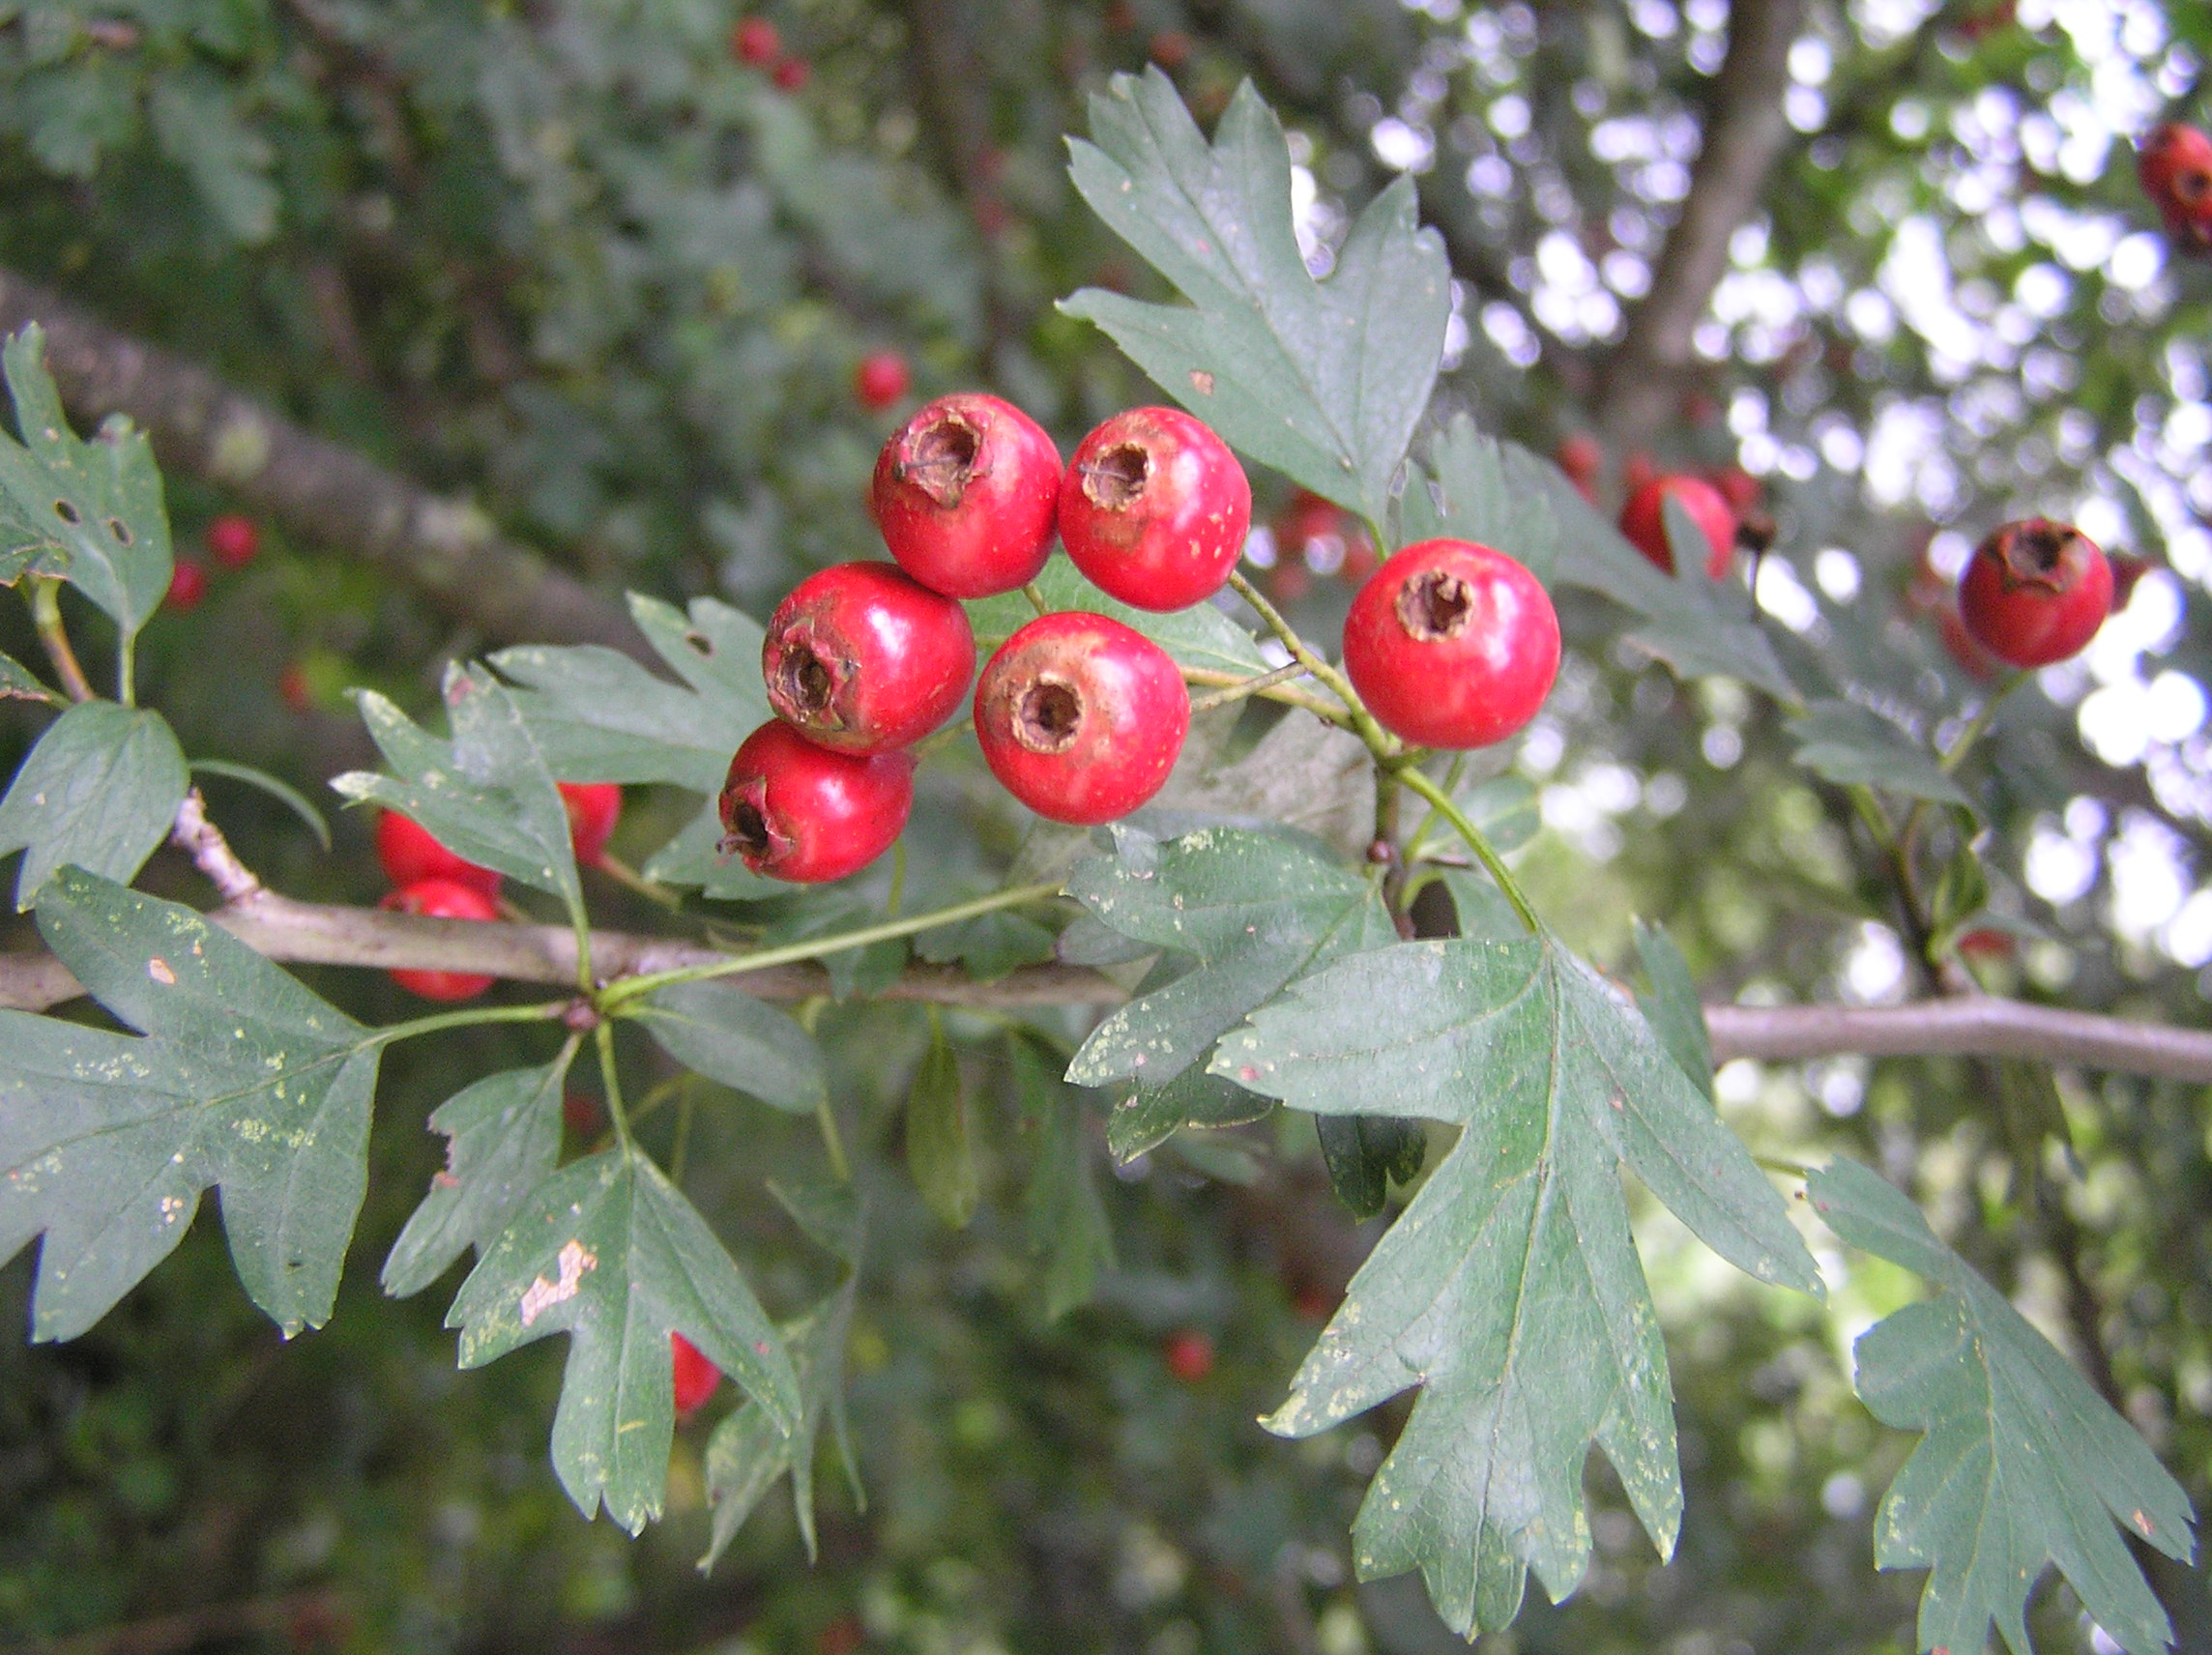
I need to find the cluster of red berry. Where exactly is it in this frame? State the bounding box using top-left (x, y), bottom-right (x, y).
top-left (163, 512), bottom-right (261, 613)
top-left (370, 784), bottom-right (622, 1002)
top-left (1553, 435), bottom-right (1765, 578)
top-left (2139, 123), bottom-right (2212, 250)
top-left (730, 15), bottom-right (809, 92)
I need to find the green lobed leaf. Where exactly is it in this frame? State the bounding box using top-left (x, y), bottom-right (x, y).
top-left (1787, 700), bottom-right (1973, 807)
top-left (149, 75), bottom-right (279, 244)
top-left (383, 1051), bottom-right (576, 1300)
top-left (913, 910), bottom-right (1059, 983)
top-left (632, 981), bottom-right (827, 1116)
top-left (1632, 918), bottom-right (1713, 1100)
top-left (904, 1016), bottom-right (977, 1229)
top-left (0, 700), bottom-right (189, 910)
top-left (1011, 1035), bottom-right (1116, 1320)
top-left (1062, 70), bottom-right (1449, 528)
top-left (1315, 1113), bottom-right (1428, 1222)
top-left (967, 552), bottom-right (1267, 680)
top-left (0, 649), bottom-right (57, 703)
top-left (0, 326), bottom-right (174, 635)
top-left (1806, 1159), bottom-right (2195, 1655)
top-left (1397, 417), bottom-right (1561, 587)
top-left (448, 1146), bottom-right (800, 1534)
top-left (1216, 935), bottom-right (1821, 1637)
top-left (0, 870), bottom-right (380, 1340)
top-left (333, 663), bottom-right (583, 915)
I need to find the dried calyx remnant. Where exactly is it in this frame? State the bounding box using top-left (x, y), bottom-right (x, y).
top-left (777, 643), bottom-right (836, 714)
top-left (721, 797), bottom-right (772, 858)
top-left (1013, 676), bottom-right (1083, 754)
top-left (1396, 569), bottom-right (1473, 640)
top-left (1081, 444), bottom-right (1150, 509)
top-left (898, 414), bottom-right (982, 508)
top-left (1997, 520), bottom-right (2082, 588)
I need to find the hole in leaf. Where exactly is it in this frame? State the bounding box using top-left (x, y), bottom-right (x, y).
top-left (52, 500), bottom-right (80, 526)
top-left (106, 518), bottom-right (131, 545)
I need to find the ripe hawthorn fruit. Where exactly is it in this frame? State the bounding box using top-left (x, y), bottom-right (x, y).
top-left (1273, 487), bottom-right (1372, 580)
top-left (872, 392), bottom-right (1062, 598)
top-left (763, 562), bottom-right (975, 754)
top-left (771, 57), bottom-right (810, 91)
top-left (375, 810), bottom-right (502, 898)
top-left (1554, 433), bottom-right (1603, 501)
top-left (165, 559), bottom-right (208, 613)
top-left (559, 782), bottom-right (623, 866)
top-left (2139, 123), bottom-right (2212, 246)
top-left (1958, 517), bottom-right (2112, 668)
top-left (1164, 1329), bottom-right (1214, 1382)
top-left (1706, 464), bottom-right (1762, 515)
top-left (1619, 475), bottom-right (1736, 578)
top-left (731, 15), bottom-right (779, 64)
top-left (378, 877), bottom-right (500, 1002)
top-left (2109, 550), bottom-right (2154, 612)
top-left (207, 512), bottom-right (260, 569)
top-left (1938, 604), bottom-right (2001, 682)
top-left (718, 720), bottom-right (914, 883)
top-left (1342, 538), bottom-right (1559, 750)
top-left (974, 612), bottom-right (1188, 825)
top-left (671, 1332), bottom-right (721, 1416)
top-left (854, 350), bottom-right (912, 411)
top-left (1058, 407), bottom-right (1251, 611)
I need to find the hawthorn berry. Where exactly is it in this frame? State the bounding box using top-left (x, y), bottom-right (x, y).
top-left (1554, 433), bottom-right (1602, 502)
top-left (1706, 464), bottom-right (1762, 515)
top-left (1164, 1329), bottom-right (1214, 1383)
top-left (378, 877), bottom-right (499, 1002)
top-left (165, 559), bottom-right (208, 613)
top-left (1149, 29), bottom-right (1191, 69)
top-left (1937, 605), bottom-right (2000, 682)
top-left (1955, 927), bottom-right (2018, 963)
top-left (563, 1091), bottom-right (604, 1139)
top-left (1274, 488), bottom-right (1365, 577)
top-left (872, 392), bottom-right (1062, 598)
top-left (854, 349), bottom-right (912, 412)
top-left (1958, 517), bottom-right (2112, 668)
top-left (763, 562), bottom-right (975, 755)
top-left (731, 15), bottom-right (779, 64)
top-left (559, 782), bottom-right (623, 866)
top-left (1058, 407), bottom-right (1251, 611)
top-left (277, 662), bottom-right (315, 712)
top-left (207, 512), bottom-right (260, 569)
top-left (1619, 474), bottom-right (1736, 579)
top-left (974, 612), bottom-right (1188, 825)
top-left (671, 1332), bottom-right (721, 1416)
top-left (1342, 538), bottom-right (1559, 750)
top-left (2138, 123), bottom-right (2212, 246)
top-left (2109, 550), bottom-right (2154, 612)
top-left (771, 56), bottom-right (810, 91)
top-left (375, 809), bottom-right (502, 898)
top-left (718, 720), bottom-right (914, 883)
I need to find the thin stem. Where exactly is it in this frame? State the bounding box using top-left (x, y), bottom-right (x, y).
top-left (30, 579), bottom-right (95, 704)
top-left (595, 1019), bottom-right (631, 1147)
top-left (669, 1079), bottom-right (696, 1185)
top-left (1938, 669), bottom-right (2032, 774)
top-left (1187, 660), bottom-right (1314, 714)
top-left (1225, 568), bottom-right (1398, 755)
top-left (1180, 666), bottom-right (1353, 727)
top-left (1023, 582), bottom-right (1050, 619)
top-left (1397, 766), bottom-right (1539, 933)
top-left (816, 1095), bottom-right (853, 1184)
top-left (1401, 755), bottom-right (1467, 863)
top-left (371, 998), bottom-right (574, 1047)
top-left (597, 882), bottom-right (1063, 1008)
top-left (593, 851), bottom-right (683, 912)
top-left (887, 838), bottom-right (908, 918)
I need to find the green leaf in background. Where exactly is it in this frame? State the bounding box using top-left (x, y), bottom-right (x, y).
top-left (968, 552), bottom-right (1266, 680)
top-left (1062, 827), bottom-right (1396, 1160)
top-left (1397, 417), bottom-right (1561, 587)
top-left (1787, 700), bottom-right (1973, 807)
top-left (149, 74), bottom-right (278, 244)
top-left (1633, 918), bottom-right (1713, 1099)
top-left (0, 649), bottom-right (56, 703)
top-left (0, 326), bottom-right (173, 635)
top-left (754, 893), bottom-right (910, 1000)
top-left (1011, 1035), bottom-right (1116, 1320)
top-left (914, 909), bottom-right (1059, 983)
top-left (333, 663), bottom-right (582, 914)
top-left (0, 871), bottom-right (380, 1340)
top-left (449, 1146), bottom-right (799, 1534)
top-left (383, 1049), bottom-right (578, 1300)
top-left (1314, 1113), bottom-right (1428, 1222)
top-left (698, 1279), bottom-right (862, 1572)
top-left (1062, 70), bottom-right (1449, 528)
top-left (640, 798), bottom-right (778, 902)
top-left (1805, 1159), bottom-right (2195, 1655)
top-left (1217, 935), bottom-right (1822, 1636)
top-left (632, 981), bottom-right (827, 1115)
top-left (905, 1014), bottom-right (977, 1229)
top-left (0, 700), bottom-right (188, 910)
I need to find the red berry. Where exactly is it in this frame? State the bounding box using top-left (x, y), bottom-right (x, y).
top-left (1149, 30), bottom-right (1191, 69)
top-left (974, 613), bottom-right (1188, 825)
top-left (2108, 550), bottom-right (2154, 612)
top-left (207, 513), bottom-right (260, 569)
top-left (771, 56), bottom-right (810, 91)
top-left (732, 15), bottom-right (779, 64)
top-left (1291, 1285), bottom-right (1335, 1322)
top-left (872, 392), bottom-right (1062, 598)
top-left (1342, 538), bottom-right (1559, 750)
top-left (1622, 450), bottom-right (1658, 496)
top-left (165, 559), bottom-right (208, 613)
top-left (1958, 517), bottom-right (2112, 668)
top-left (1339, 537), bottom-right (1379, 583)
top-left (563, 1091), bottom-right (604, 1138)
top-left (559, 782), bottom-right (623, 866)
top-left (1266, 558), bottom-right (1311, 604)
top-left (374, 810), bottom-right (503, 898)
top-left (719, 720), bottom-right (914, 883)
top-left (763, 563), bottom-right (975, 755)
top-left (854, 350), bottom-right (912, 412)
top-left (1619, 475), bottom-right (1736, 578)
top-left (1058, 407), bottom-right (1251, 612)
top-left (2139, 123), bottom-right (2212, 245)
top-left (378, 878), bottom-right (499, 1002)
top-left (1937, 604), bottom-right (2001, 682)
top-left (277, 662), bottom-right (314, 712)
top-left (1706, 464), bottom-right (1762, 514)
top-left (1164, 1328), bottom-right (1213, 1382)
top-left (1955, 927), bottom-right (2017, 962)
top-left (1554, 434), bottom-right (1603, 501)
top-left (671, 1331), bottom-right (722, 1417)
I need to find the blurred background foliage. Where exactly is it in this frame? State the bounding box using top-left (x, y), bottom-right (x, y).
top-left (2, 0), bottom-right (2212, 1650)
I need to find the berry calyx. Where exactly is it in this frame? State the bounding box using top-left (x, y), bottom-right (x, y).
top-left (731, 16), bottom-right (779, 64)
top-left (1058, 407), bottom-right (1251, 612)
top-left (871, 392), bottom-right (1062, 598)
top-left (763, 562), bottom-right (975, 755)
top-left (559, 782), bottom-right (623, 866)
top-left (854, 350), bottom-right (912, 412)
top-left (973, 612), bottom-right (1188, 825)
top-left (378, 878), bottom-right (500, 1002)
top-left (1957, 517), bottom-right (2112, 668)
top-left (671, 1332), bottom-right (721, 1416)
top-left (1341, 538), bottom-right (1559, 750)
top-left (374, 810), bottom-right (503, 898)
top-left (2138, 123), bottom-right (2212, 247)
top-left (165, 560), bottom-right (208, 613)
top-left (1619, 475), bottom-right (1737, 578)
top-left (771, 56), bottom-right (810, 91)
top-left (718, 720), bottom-right (914, 883)
top-left (207, 512), bottom-right (260, 569)
top-left (1164, 1329), bottom-right (1214, 1383)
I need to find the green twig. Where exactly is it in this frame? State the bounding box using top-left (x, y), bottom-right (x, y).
top-left (1023, 582), bottom-right (1050, 618)
top-left (593, 850), bottom-right (683, 911)
top-left (670, 1079), bottom-right (696, 1184)
top-left (1397, 766), bottom-right (1538, 933)
top-left (816, 1095), bottom-right (852, 1184)
top-left (371, 999), bottom-right (574, 1046)
top-left (1400, 754), bottom-right (1467, 863)
top-left (1187, 660), bottom-right (1315, 714)
top-left (29, 579), bottom-right (94, 704)
top-left (1180, 665), bottom-right (1352, 726)
top-left (1937, 669), bottom-right (2031, 774)
top-left (595, 1019), bottom-right (630, 1147)
top-left (1225, 568), bottom-right (1398, 754)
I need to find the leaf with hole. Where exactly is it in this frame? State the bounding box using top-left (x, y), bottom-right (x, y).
top-left (0, 700), bottom-right (188, 910)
